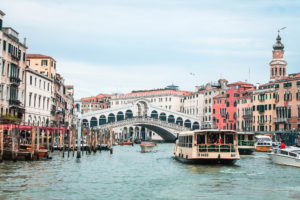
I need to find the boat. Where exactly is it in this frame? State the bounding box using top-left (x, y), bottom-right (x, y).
top-left (255, 135), bottom-right (272, 152)
top-left (237, 132), bottom-right (255, 155)
top-left (140, 142), bottom-right (156, 153)
top-left (118, 140), bottom-right (133, 146)
top-left (173, 130), bottom-right (240, 165)
top-left (268, 146), bottom-right (300, 168)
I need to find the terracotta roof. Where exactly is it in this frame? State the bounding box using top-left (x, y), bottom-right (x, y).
top-left (96, 94), bottom-right (112, 98)
top-left (81, 94), bottom-right (111, 102)
top-left (66, 85), bottom-right (74, 89)
top-left (213, 94), bottom-right (226, 99)
top-left (227, 81), bottom-right (254, 87)
top-left (26, 54), bottom-right (55, 61)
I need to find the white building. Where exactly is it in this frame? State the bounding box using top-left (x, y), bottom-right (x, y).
top-left (24, 68), bottom-right (52, 126)
top-left (111, 85), bottom-right (191, 112)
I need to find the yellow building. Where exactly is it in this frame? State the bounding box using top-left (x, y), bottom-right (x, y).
top-left (26, 54), bottom-right (56, 79)
top-left (252, 83), bottom-right (277, 132)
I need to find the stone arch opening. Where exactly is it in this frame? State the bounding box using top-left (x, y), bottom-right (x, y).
top-left (117, 111), bottom-right (124, 121)
top-left (108, 113), bottom-right (115, 123)
top-left (135, 100), bottom-right (149, 117)
top-left (168, 115), bottom-right (175, 123)
top-left (82, 119), bottom-right (89, 127)
top-left (192, 122), bottom-right (200, 130)
top-left (125, 110), bottom-right (133, 119)
top-left (90, 117), bottom-right (98, 127)
top-left (184, 119), bottom-right (191, 128)
top-left (176, 117), bottom-right (183, 126)
top-left (99, 115), bottom-right (106, 125)
top-left (159, 112), bottom-right (167, 121)
top-left (151, 110), bottom-right (158, 119)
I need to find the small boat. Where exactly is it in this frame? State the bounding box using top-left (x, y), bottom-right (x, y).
top-left (140, 142), bottom-right (156, 153)
top-left (237, 132), bottom-right (255, 155)
top-left (118, 140), bottom-right (133, 146)
top-left (268, 146), bottom-right (300, 168)
top-left (174, 130), bottom-right (240, 165)
top-left (255, 135), bottom-right (272, 152)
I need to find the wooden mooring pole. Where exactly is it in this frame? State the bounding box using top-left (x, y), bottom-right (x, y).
top-left (36, 127), bottom-right (40, 160)
top-left (72, 128), bottom-right (76, 157)
top-left (110, 124), bottom-right (113, 154)
top-left (31, 127), bottom-right (36, 161)
top-left (76, 120), bottom-right (82, 159)
top-left (0, 125), bottom-right (3, 162)
top-left (68, 129), bottom-right (72, 158)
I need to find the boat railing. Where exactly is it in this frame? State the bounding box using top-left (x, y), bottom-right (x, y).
top-left (238, 140), bottom-right (255, 146)
top-left (197, 144), bottom-right (236, 153)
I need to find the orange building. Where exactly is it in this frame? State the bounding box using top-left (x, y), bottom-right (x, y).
top-left (81, 94), bottom-right (112, 113)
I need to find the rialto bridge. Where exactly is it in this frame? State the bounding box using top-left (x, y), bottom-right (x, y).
top-left (79, 99), bottom-right (201, 142)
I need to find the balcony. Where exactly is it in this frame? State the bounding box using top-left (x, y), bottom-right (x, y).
top-left (221, 113), bottom-right (226, 117)
top-left (10, 77), bottom-right (21, 86)
top-left (274, 118), bottom-right (289, 123)
top-left (9, 99), bottom-right (21, 106)
top-left (242, 114), bottom-right (253, 119)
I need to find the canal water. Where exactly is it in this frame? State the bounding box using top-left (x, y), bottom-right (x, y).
top-left (0, 144), bottom-right (300, 200)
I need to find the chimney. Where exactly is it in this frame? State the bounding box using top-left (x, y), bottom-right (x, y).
top-left (23, 37), bottom-right (27, 46)
top-left (0, 10), bottom-right (5, 31)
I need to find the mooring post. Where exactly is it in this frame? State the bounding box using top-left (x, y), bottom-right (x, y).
top-left (36, 127), bottom-right (40, 160)
top-left (51, 129), bottom-right (54, 152)
top-left (94, 130), bottom-right (97, 153)
top-left (31, 127), bottom-right (36, 161)
top-left (11, 127), bottom-right (17, 162)
top-left (46, 129), bottom-right (50, 150)
top-left (110, 124), bottom-right (113, 154)
top-left (0, 125), bottom-right (3, 163)
top-left (62, 127), bottom-right (65, 158)
top-left (41, 129), bottom-right (45, 147)
top-left (73, 128), bottom-right (76, 157)
top-left (77, 119), bottom-right (82, 159)
top-left (68, 129), bottom-right (71, 158)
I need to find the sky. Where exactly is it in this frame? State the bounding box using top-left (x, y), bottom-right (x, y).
top-left (1, 0), bottom-right (300, 99)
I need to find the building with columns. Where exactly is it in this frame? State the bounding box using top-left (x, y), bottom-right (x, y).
top-left (0, 10), bottom-right (27, 120)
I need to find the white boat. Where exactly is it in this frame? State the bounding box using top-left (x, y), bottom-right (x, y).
top-left (255, 135), bottom-right (272, 152)
top-left (140, 142), bottom-right (156, 153)
top-left (268, 146), bottom-right (300, 168)
top-left (173, 130), bottom-right (240, 165)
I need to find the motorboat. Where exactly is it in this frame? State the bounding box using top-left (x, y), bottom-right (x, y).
top-left (140, 142), bottom-right (156, 153)
top-left (255, 135), bottom-right (272, 152)
top-left (237, 132), bottom-right (255, 155)
top-left (268, 146), bottom-right (300, 168)
top-left (174, 130), bottom-right (240, 165)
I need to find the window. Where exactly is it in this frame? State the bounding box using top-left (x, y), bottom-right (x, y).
top-left (41, 60), bottom-right (48, 66)
top-left (30, 76), bottom-right (32, 85)
top-left (284, 82), bottom-right (292, 88)
top-left (3, 40), bottom-right (6, 51)
top-left (35, 78), bottom-right (37, 86)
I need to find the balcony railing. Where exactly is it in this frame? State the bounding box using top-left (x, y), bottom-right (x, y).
top-left (198, 144), bottom-right (236, 153)
top-left (9, 99), bottom-right (21, 106)
top-left (242, 114), bottom-right (253, 119)
top-left (274, 118), bottom-right (289, 123)
top-left (10, 77), bottom-right (21, 85)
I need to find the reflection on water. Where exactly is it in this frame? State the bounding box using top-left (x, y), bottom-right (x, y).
top-left (0, 144), bottom-right (300, 200)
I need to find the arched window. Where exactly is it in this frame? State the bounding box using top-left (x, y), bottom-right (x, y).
top-left (90, 117), bottom-right (97, 127)
top-left (82, 119), bottom-right (89, 127)
top-left (192, 122), bottom-right (200, 130)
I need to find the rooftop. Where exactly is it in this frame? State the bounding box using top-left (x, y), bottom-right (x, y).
top-left (27, 54), bottom-right (56, 61)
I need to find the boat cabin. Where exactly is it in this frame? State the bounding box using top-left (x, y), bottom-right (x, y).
top-left (237, 132), bottom-right (255, 154)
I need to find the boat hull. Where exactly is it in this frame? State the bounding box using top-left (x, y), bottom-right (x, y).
top-left (140, 145), bottom-right (155, 153)
top-left (118, 142), bottom-right (133, 146)
top-left (174, 155), bottom-right (237, 165)
top-left (238, 148), bottom-right (255, 155)
top-left (256, 146), bottom-right (272, 152)
top-left (269, 153), bottom-right (300, 168)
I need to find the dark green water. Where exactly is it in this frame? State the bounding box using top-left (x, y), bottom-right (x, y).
top-left (0, 144), bottom-right (300, 200)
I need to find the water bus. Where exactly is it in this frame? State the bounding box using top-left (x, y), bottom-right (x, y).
top-left (174, 130), bottom-right (240, 164)
top-left (140, 142), bottom-right (156, 153)
top-left (255, 135), bottom-right (272, 152)
top-left (237, 132), bottom-right (255, 155)
top-left (268, 146), bottom-right (300, 168)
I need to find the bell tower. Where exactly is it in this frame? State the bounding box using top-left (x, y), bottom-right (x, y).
top-left (270, 33), bottom-right (287, 80)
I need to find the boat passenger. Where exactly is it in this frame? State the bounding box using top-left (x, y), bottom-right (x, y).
top-left (280, 141), bottom-right (286, 149)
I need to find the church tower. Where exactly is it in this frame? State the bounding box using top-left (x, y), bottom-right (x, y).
top-left (270, 34), bottom-right (287, 80)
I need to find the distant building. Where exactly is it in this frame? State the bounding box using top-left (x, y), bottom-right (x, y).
top-left (81, 94), bottom-right (112, 114)
top-left (0, 10), bottom-right (27, 120)
top-left (236, 89), bottom-right (254, 131)
top-left (26, 54), bottom-right (56, 79)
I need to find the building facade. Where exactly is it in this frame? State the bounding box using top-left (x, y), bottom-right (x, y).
top-left (24, 68), bottom-right (52, 126)
top-left (0, 11), bottom-right (27, 120)
top-left (81, 94), bottom-right (111, 114)
top-left (236, 89), bottom-right (253, 131)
